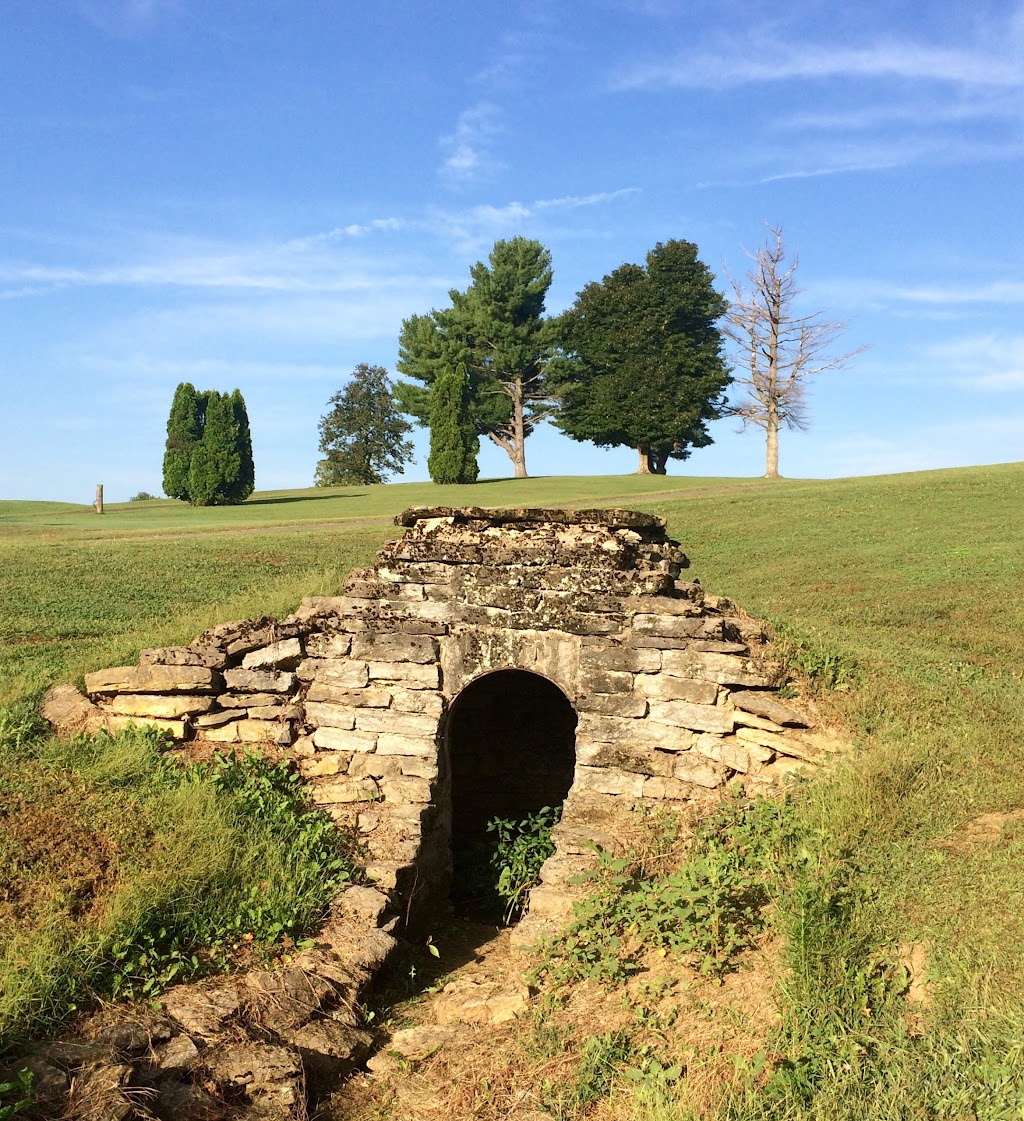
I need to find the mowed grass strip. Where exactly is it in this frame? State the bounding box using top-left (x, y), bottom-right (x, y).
top-left (0, 473), bottom-right (765, 538)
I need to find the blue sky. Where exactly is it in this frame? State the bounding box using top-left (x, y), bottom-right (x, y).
top-left (3, 0), bottom-right (1024, 502)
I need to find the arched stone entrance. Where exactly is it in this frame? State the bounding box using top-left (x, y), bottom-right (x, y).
top-left (443, 670), bottom-right (578, 911)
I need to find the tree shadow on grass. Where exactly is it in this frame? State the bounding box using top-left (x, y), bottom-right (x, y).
top-left (243, 493), bottom-right (367, 506)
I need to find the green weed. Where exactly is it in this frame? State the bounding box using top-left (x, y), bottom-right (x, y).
top-left (0, 1070), bottom-right (32, 1120)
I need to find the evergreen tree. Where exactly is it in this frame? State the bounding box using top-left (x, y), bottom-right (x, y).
top-left (316, 364), bottom-right (414, 486)
top-left (226, 388), bottom-right (255, 502)
top-left (427, 363), bottom-right (479, 484)
top-left (162, 382), bottom-right (203, 499)
top-left (395, 237), bottom-right (557, 478)
top-left (186, 391), bottom-right (241, 506)
top-left (162, 384), bottom-right (256, 505)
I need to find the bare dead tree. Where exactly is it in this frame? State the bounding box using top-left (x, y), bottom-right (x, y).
top-left (723, 226), bottom-right (865, 478)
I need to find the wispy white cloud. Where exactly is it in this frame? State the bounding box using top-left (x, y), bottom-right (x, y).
top-left (822, 277), bottom-right (1024, 310)
top-left (615, 38), bottom-right (1024, 92)
top-left (928, 334), bottom-right (1024, 390)
top-left (439, 102), bottom-right (504, 185)
top-left (426, 189), bottom-right (641, 255)
top-left (77, 0), bottom-right (180, 38)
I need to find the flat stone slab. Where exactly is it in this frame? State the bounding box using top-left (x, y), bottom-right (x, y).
top-left (85, 665), bottom-right (219, 695)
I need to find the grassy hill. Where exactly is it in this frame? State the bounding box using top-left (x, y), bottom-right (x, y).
top-left (2, 464), bottom-right (1023, 1116)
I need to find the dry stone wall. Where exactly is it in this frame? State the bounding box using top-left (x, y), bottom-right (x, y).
top-left (49, 506), bottom-right (836, 938)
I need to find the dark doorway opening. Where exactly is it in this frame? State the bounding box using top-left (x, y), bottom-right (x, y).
top-left (445, 669), bottom-right (577, 919)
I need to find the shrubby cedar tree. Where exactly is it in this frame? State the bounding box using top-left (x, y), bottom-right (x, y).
top-left (724, 226), bottom-right (864, 478)
top-left (552, 239), bottom-right (731, 475)
top-left (315, 363), bottom-right (414, 487)
top-left (427, 363), bottom-right (479, 484)
top-left (395, 237), bottom-right (558, 478)
top-left (162, 383), bottom-right (255, 505)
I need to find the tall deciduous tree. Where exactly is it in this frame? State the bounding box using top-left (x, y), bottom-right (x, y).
top-left (315, 363), bottom-right (414, 487)
top-left (723, 226), bottom-right (864, 478)
top-left (162, 384), bottom-right (255, 505)
top-left (427, 363), bottom-right (479, 484)
top-left (552, 239), bottom-right (731, 474)
top-left (395, 237), bottom-right (557, 478)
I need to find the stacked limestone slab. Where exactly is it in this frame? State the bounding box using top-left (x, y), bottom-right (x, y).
top-left (57, 506), bottom-right (835, 937)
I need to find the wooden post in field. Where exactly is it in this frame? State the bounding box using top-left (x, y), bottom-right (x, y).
top-left (95, 484), bottom-right (104, 514)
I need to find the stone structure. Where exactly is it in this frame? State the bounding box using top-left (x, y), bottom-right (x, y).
top-left (49, 507), bottom-right (833, 940)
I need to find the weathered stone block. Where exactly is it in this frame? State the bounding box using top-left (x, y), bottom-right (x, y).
top-left (247, 704), bottom-right (302, 720)
top-left (673, 755), bottom-right (727, 788)
top-left (298, 754), bottom-right (347, 777)
top-left (642, 776), bottom-right (697, 800)
top-left (692, 734), bottom-right (757, 773)
top-left (579, 668), bottom-right (633, 694)
top-left (577, 712), bottom-right (694, 752)
top-left (576, 741), bottom-right (674, 776)
top-left (298, 659), bottom-right (369, 688)
top-left (108, 694), bottom-right (214, 719)
top-left (139, 646), bottom-right (208, 667)
top-left (355, 709), bottom-right (437, 737)
top-left (580, 646), bottom-right (661, 673)
top-left (661, 650), bottom-right (771, 687)
top-left (351, 633), bottom-right (439, 664)
top-left (223, 667), bottom-right (296, 693)
top-left (305, 684), bottom-right (392, 707)
top-left (689, 639), bottom-right (749, 654)
top-left (241, 638), bottom-right (303, 671)
top-left (375, 733), bottom-right (435, 757)
top-left (217, 691), bottom-right (289, 708)
top-left (379, 776), bottom-right (433, 803)
top-left (368, 661), bottom-right (440, 689)
top-left (304, 633), bottom-right (353, 658)
top-left (85, 665), bottom-right (219, 695)
top-left (105, 714), bottom-right (188, 738)
top-left (312, 727), bottom-right (377, 753)
top-left (349, 754), bottom-right (403, 779)
top-left (731, 709), bottom-right (787, 734)
top-left (304, 702), bottom-right (357, 731)
top-left (237, 719), bottom-right (287, 744)
top-left (649, 700), bottom-right (735, 734)
top-left (310, 775), bottom-right (379, 804)
top-left (730, 691), bottom-right (810, 727)
top-left (193, 709), bottom-right (243, 728)
top-left (396, 755), bottom-right (439, 780)
top-left (577, 692), bottom-right (649, 718)
top-left (390, 689), bottom-right (444, 717)
top-left (631, 613), bottom-right (704, 639)
top-left (575, 766), bottom-right (646, 797)
top-left (638, 675), bottom-right (718, 704)
top-left (736, 727), bottom-right (821, 762)
top-left (198, 721), bottom-right (240, 742)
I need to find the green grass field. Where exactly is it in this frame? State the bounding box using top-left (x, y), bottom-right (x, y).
top-left (3, 464), bottom-right (1024, 1116)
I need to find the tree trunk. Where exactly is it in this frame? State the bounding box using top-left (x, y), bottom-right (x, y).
top-left (636, 446), bottom-right (653, 474)
top-left (765, 410), bottom-right (781, 478)
top-left (650, 448), bottom-right (669, 475)
top-left (512, 378), bottom-right (528, 477)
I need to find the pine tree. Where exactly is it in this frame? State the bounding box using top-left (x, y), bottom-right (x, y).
top-left (187, 391), bottom-right (241, 506)
top-left (428, 363), bottom-right (479, 484)
top-left (226, 388), bottom-right (255, 502)
top-left (162, 383), bottom-right (203, 500)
